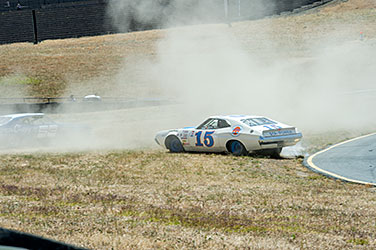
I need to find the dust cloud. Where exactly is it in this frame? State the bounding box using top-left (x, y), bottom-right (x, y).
top-left (149, 26), bottom-right (376, 131)
top-left (107, 1), bottom-right (376, 149)
top-left (147, 22), bottom-right (376, 156)
top-left (98, 1), bottom-right (376, 153)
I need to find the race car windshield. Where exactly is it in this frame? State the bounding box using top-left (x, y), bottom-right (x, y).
top-left (0, 117), bottom-right (11, 126)
top-left (241, 118), bottom-right (276, 127)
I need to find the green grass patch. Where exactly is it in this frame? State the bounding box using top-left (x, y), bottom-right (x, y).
top-left (0, 76), bottom-right (41, 86)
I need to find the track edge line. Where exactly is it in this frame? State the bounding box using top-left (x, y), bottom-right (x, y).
top-left (305, 132), bottom-right (376, 186)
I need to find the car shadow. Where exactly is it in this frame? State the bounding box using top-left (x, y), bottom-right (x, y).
top-left (168, 151), bottom-right (302, 160)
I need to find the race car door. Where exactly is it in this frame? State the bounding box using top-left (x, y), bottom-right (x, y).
top-left (187, 118), bottom-right (230, 152)
top-left (30, 116), bottom-right (58, 138)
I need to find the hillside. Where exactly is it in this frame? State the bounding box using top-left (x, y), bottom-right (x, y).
top-left (0, 0), bottom-right (374, 98)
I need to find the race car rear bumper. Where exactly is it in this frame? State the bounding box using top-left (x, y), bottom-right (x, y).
top-left (258, 133), bottom-right (302, 148)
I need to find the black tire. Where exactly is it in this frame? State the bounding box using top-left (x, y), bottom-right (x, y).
top-left (229, 141), bottom-right (247, 156)
top-left (270, 148), bottom-right (282, 159)
top-left (167, 136), bottom-right (184, 153)
top-left (259, 148), bottom-right (282, 159)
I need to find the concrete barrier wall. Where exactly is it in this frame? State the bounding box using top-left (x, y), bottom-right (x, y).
top-left (36, 3), bottom-right (115, 41)
top-left (0, 2), bottom-right (116, 44)
top-left (0, 99), bottom-right (171, 114)
top-left (0, 0), bottom-right (326, 44)
top-left (0, 10), bottom-right (35, 43)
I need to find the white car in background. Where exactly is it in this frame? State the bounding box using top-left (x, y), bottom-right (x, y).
top-left (155, 115), bottom-right (302, 158)
top-left (0, 113), bottom-right (90, 148)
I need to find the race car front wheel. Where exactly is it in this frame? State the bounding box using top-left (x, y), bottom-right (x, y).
top-left (229, 141), bottom-right (247, 156)
top-left (167, 136), bottom-right (184, 153)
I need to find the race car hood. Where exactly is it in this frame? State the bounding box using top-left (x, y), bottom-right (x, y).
top-left (155, 129), bottom-right (176, 138)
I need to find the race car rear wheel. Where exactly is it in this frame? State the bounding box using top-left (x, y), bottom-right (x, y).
top-left (166, 136), bottom-right (184, 153)
top-left (229, 141), bottom-right (247, 156)
top-left (269, 148), bottom-right (282, 159)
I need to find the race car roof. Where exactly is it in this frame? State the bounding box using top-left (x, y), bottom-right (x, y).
top-left (209, 115), bottom-right (266, 121)
top-left (0, 113), bottom-right (44, 119)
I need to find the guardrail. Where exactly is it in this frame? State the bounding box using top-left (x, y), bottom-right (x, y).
top-left (0, 97), bottom-right (69, 103)
top-left (0, 96), bottom-right (140, 103)
top-left (1, 0), bottom-right (97, 11)
top-left (1, 0), bottom-right (334, 44)
top-left (0, 96), bottom-right (170, 114)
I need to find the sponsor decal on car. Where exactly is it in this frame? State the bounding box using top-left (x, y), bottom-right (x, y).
top-left (179, 130), bottom-right (189, 139)
top-left (231, 126), bottom-right (242, 137)
top-left (182, 139), bottom-right (189, 145)
top-left (263, 129), bottom-right (296, 137)
top-left (263, 124), bottom-right (282, 130)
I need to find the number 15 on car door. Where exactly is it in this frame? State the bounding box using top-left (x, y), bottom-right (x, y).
top-left (191, 130), bottom-right (217, 151)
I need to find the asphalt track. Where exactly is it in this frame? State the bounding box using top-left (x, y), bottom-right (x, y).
top-left (306, 133), bottom-right (376, 185)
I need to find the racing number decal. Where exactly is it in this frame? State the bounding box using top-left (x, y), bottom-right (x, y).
top-left (195, 131), bottom-right (215, 147)
top-left (38, 126), bottom-right (49, 138)
top-left (204, 131), bottom-right (215, 147)
top-left (195, 131), bottom-right (204, 146)
top-left (37, 125), bottom-right (58, 138)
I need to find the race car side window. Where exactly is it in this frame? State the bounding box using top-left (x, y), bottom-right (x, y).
top-left (197, 119), bottom-right (212, 129)
top-left (206, 119), bottom-right (218, 129)
top-left (197, 119), bottom-right (214, 129)
top-left (31, 116), bottom-right (47, 125)
top-left (0, 117), bottom-right (11, 126)
top-left (217, 119), bottom-right (230, 128)
top-left (197, 119), bottom-right (230, 130)
top-left (19, 118), bottom-right (31, 125)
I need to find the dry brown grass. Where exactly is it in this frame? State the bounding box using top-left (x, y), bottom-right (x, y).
top-left (0, 151), bottom-right (375, 249)
top-left (322, 0), bottom-right (376, 12)
top-left (0, 0), bottom-right (376, 249)
top-left (0, 31), bottom-right (164, 97)
top-left (231, 0), bottom-right (376, 60)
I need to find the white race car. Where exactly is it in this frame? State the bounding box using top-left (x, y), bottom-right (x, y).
top-left (155, 115), bottom-right (302, 158)
top-left (0, 113), bottom-right (90, 148)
